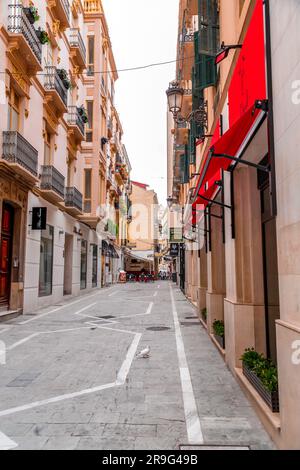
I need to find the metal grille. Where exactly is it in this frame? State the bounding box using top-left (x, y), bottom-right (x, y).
top-left (65, 187), bottom-right (83, 211)
top-left (44, 66), bottom-right (68, 107)
top-left (41, 166), bottom-right (65, 198)
top-left (2, 131), bottom-right (38, 176)
top-left (7, 4), bottom-right (42, 63)
top-left (68, 28), bottom-right (86, 62)
top-left (67, 106), bottom-right (85, 136)
top-left (60, 0), bottom-right (70, 20)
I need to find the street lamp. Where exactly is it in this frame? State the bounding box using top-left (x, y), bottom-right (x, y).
top-left (166, 81), bottom-right (184, 120)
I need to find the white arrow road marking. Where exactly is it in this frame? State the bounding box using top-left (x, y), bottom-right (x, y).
top-left (0, 431), bottom-right (18, 450)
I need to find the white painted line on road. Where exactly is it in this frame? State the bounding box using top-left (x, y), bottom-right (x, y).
top-left (0, 431), bottom-right (18, 450)
top-left (117, 301), bottom-right (154, 320)
top-left (0, 327), bottom-right (11, 336)
top-left (108, 290), bottom-right (119, 297)
top-left (116, 333), bottom-right (142, 385)
top-left (153, 291), bottom-right (158, 297)
top-left (0, 382), bottom-right (116, 418)
top-left (169, 285), bottom-right (204, 445)
top-left (18, 288), bottom-right (114, 325)
top-left (7, 333), bottom-right (39, 351)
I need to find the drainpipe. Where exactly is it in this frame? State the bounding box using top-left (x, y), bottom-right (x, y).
top-left (264, 0), bottom-right (277, 216)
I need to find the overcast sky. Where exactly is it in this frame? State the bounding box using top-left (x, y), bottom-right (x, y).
top-left (102, 0), bottom-right (179, 205)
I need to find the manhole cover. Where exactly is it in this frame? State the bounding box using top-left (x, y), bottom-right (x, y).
top-left (146, 326), bottom-right (171, 331)
top-left (180, 322), bottom-right (200, 326)
top-left (98, 315), bottom-right (115, 319)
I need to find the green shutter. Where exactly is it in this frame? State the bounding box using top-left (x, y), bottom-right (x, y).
top-left (180, 151), bottom-right (190, 184)
top-left (188, 131), bottom-right (196, 165)
top-left (195, 0), bottom-right (219, 90)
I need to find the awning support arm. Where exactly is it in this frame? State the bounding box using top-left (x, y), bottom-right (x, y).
top-left (199, 195), bottom-right (232, 210)
top-left (212, 153), bottom-right (270, 172)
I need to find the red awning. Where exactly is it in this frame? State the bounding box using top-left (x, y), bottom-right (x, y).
top-left (193, 106), bottom-right (265, 207)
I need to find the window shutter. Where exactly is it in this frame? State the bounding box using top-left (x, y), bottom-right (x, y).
top-left (196, 0), bottom-right (219, 90)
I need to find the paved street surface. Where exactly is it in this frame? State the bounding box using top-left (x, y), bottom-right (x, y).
top-left (0, 283), bottom-right (275, 450)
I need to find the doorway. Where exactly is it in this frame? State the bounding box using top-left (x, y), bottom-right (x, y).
top-left (0, 203), bottom-right (14, 309)
top-left (63, 233), bottom-right (73, 295)
top-left (259, 162), bottom-right (280, 363)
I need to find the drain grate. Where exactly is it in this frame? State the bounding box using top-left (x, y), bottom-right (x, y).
top-left (98, 315), bottom-right (115, 319)
top-left (146, 326), bottom-right (171, 331)
top-left (185, 316), bottom-right (198, 320)
top-left (180, 322), bottom-right (200, 326)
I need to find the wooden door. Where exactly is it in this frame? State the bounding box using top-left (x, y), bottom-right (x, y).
top-left (0, 203), bottom-right (14, 306)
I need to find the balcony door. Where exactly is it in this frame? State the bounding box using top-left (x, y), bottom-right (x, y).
top-left (0, 203), bottom-right (14, 308)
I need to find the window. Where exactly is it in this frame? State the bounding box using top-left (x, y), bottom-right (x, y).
top-left (8, 88), bottom-right (20, 131)
top-left (84, 169), bottom-right (92, 213)
top-left (80, 240), bottom-right (87, 290)
top-left (92, 244), bottom-right (98, 287)
top-left (87, 36), bottom-right (95, 75)
top-left (43, 128), bottom-right (52, 165)
top-left (39, 225), bottom-right (54, 297)
top-left (86, 101), bottom-right (93, 142)
top-left (67, 155), bottom-right (75, 187)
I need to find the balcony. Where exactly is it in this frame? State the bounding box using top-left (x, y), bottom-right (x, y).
top-left (107, 117), bottom-right (113, 138)
top-left (44, 66), bottom-right (68, 115)
top-left (67, 106), bottom-right (85, 141)
top-left (48, 0), bottom-right (70, 29)
top-left (40, 166), bottom-right (65, 203)
top-left (83, 0), bottom-right (103, 14)
top-left (1, 131), bottom-right (38, 184)
top-left (65, 187), bottom-right (83, 216)
top-left (68, 28), bottom-right (86, 70)
top-left (6, 4), bottom-right (42, 74)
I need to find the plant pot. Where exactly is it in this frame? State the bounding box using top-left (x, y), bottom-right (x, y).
top-left (23, 7), bottom-right (36, 24)
top-left (214, 334), bottom-right (225, 349)
top-left (242, 363), bottom-right (279, 412)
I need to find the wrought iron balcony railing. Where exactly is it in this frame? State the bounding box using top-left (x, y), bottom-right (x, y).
top-left (2, 131), bottom-right (38, 176)
top-left (7, 4), bottom-right (42, 64)
top-left (67, 106), bottom-right (85, 136)
top-left (44, 66), bottom-right (68, 107)
top-left (60, 0), bottom-right (70, 20)
top-left (68, 28), bottom-right (86, 63)
top-left (65, 187), bottom-right (83, 212)
top-left (40, 166), bottom-right (65, 199)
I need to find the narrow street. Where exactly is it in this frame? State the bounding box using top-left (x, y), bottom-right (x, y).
top-left (0, 283), bottom-right (274, 450)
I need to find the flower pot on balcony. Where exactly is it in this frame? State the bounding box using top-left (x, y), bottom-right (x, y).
top-left (35, 28), bottom-right (50, 45)
top-left (242, 363), bottom-right (279, 412)
top-left (24, 7), bottom-right (39, 24)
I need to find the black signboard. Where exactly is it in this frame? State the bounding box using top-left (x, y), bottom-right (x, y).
top-left (32, 207), bottom-right (47, 230)
top-left (170, 243), bottom-right (179, 257)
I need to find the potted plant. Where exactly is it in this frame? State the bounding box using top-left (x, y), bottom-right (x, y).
top-left (201, 307), bottom-right (207, 323)
top-left (57, 69), bottom-right (72, 90)
top-left (241, 348), bottom-right (279, 412)
top-left (24, 6), bottom-right (40, 24)
top-left (35, 28), bottom-right (50, 45)
top-left (77, 105), bottom-right (88, 123)
top-left (213, 319), bottom-right (225, 349)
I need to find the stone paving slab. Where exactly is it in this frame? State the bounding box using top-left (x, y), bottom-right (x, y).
top-left (0, 283), bottom-right (275, 450)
